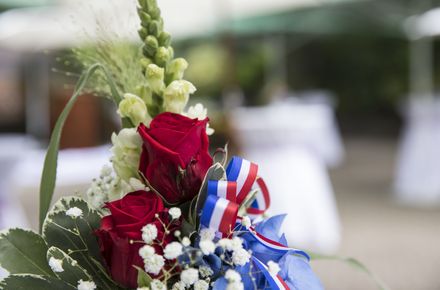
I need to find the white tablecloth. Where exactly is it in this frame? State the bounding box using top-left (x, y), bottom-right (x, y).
top-left (230, 103), bottom-right (341, 253)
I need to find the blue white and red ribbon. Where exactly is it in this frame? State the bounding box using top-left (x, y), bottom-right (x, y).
top-left (201, 156), bottom-right (271, 234)
top-left (247, 226), bottom-right (310, 260)
top-left (247, 177), bottom-right (270, 216)
top-left (200, 195), bottom-right (239, 234)
top-left (252, 256), bottom-right (290, 290)
top-left (226, 156), bottom-right (259, 204)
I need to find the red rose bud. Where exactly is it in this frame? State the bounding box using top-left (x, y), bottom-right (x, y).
top-left (95, 190), bottom-right (172, 288)
top-left (138, 112), bottom-right (213, 204)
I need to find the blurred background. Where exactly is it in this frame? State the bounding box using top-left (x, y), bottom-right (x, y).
top-left (1, 0), bottom-right (440, 289)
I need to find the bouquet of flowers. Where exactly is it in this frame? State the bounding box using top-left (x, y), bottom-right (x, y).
top-left (0, 1), bottom-right (325, 289)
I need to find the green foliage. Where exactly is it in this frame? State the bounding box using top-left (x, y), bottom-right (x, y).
top-left (135, 266), bottom-right (153, 288)
top-left (0, 274), bottom-right (76, 290)
top-left (310, 252), bottom-right (389, 290)
top-left (38, 63), bottom-right (131, 233)
top-left (192, 163), bottom-right (226, 227)
top-left (42, 197), bottom-right (120, 289)
top-left (47, 247), bottom-right (91, 286)
top-left (0, 229), bottom-right (54, 277)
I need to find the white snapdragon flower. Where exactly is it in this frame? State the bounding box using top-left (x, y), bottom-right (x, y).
top-left (141, 224), bottom-right (158, 244)
top-left (167, 58), bottom-right (188, 80)
top-left (169, 207), bottom-right (181, 220)
top-left (268, 260), bottom-right (281, 276)
top-left (77, 279), bottom-right (97, 290)
top-left (129, 178), bottom-right (148, 191)
top-left (146, 64), bottom-right (165, 94)
top-left (199, 228), bottom-right (215, 241)
top-left (185, 103), bottom-right (214, 135)
top-left (66, 207), bottom-right (83, 218)
top-left (150, 279), bottom-right (167, 290)
top-left (163, 242), bottom-right (183, 260)
top-left (139, 245), bottom-right (155, 259)
top-left (117, 93), bottom-right (149, 126)
top-left (194, 280), bottom-right (209, 290)
top-left (199, 239), bottom-right (215, 255)
top-left (225, 269), bottom-right (241, 282)
top-left (110, 128), bottom-right (142, 182)
top-left (48, 257), bottom-right (63, 273)
top-left (144, 254), bottom-right (165, 275)
top-left (231, 248), bottom-right (251, 266)
top-left (137, 287), bottom-right (149, 290)
top-left (163, 80), bottom-right (196, 113)
top-left (180, 268), bottom-right (199, 286)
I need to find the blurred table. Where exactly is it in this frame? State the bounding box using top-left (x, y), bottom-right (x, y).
top-left (230, 101), bottom-right (341, 253)
top-left (7, 145), bottom-right (112, 230)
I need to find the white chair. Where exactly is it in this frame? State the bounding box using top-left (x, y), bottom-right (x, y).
top-left (229, 103), bottom-right (341, 253)
top-left (394, 98), bottom-right (440, 205)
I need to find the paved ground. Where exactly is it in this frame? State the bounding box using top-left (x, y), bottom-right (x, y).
top-left (312, 137), bottom-right (440, 290)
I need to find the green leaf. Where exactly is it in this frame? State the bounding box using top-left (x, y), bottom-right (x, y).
top-left (38, 63), bottom-right (133, 233)
top-left (192, 163), bottom-right (226, 226)
top-left (238, 189), bottom-right (258, 216)
top-left (0, 274), bottom-right (76, 290)
top-left (46, 247), bottom-right (91, 286)
top-left (0, 228), bottom-right (54, 277)
top-left (135, 266), bottom-right (152, 288)
top-left (42, 197), bottom-right (119, 289)
top-left (310, 252), bottom-right (389, 290)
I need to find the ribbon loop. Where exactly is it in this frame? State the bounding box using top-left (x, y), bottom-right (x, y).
top-left (201, 156), bottom-right (270, 234)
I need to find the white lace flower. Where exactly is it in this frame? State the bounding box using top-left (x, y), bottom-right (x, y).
top-left (268, 260), bottom-right (281, 275)
top-left (144, 254), bottom-right (165, 275)
top-left (169, 207), bottom-right (182, 219)
top-left (171, 281), bottom-right (186, 290)
top-left (181, 237), bottom-right (191, 247)
top-left (142, 224), bottom-right (158, 244)
top-left (48, 257), bottom-right (63, 273)
top-left (180, 268), bottom-right (199, 286)
top-left (199, 228), bottom-right (215, 241)
top-left (231, 248), bottom-right (251, 266)
top-left (199, 239), bottom-right (215, 255)
top-left (194, 280), bottom-right (209, 290)
top-left (66, 207), bottom-right (83, 218)
top-left (163, 242), bottom-right (183, 260)
top-left (77, 279), bottom-right (97, 290)
top-left (225, 269), bottom-right (241, 282)
top-left (139, 245), bottom-right (155, 259)
top-left (150, 279), bottom-right (167, 290)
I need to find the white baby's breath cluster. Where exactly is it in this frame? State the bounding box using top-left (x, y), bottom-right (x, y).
top-left (86, 164), bottom-right (146, 209)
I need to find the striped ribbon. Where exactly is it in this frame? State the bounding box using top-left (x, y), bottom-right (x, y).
top-left (247, 226), bottom-right (310, 261)
top-left (252, 256), bottom-right (290, 290)
top-left (200, 156), bottom-right (270, 234)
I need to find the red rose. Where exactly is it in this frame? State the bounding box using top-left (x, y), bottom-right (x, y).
top-left (138, 112), bottom-right (213, 204)
top-left (95, 190), bottom-right (169, 288)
